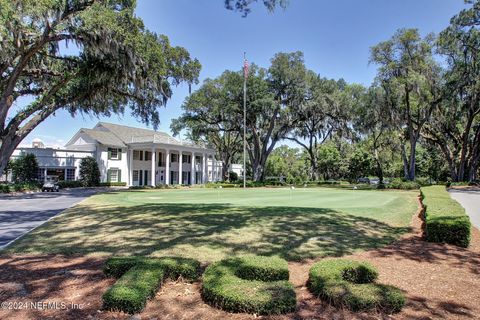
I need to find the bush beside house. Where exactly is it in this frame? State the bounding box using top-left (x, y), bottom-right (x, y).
top-left (79, 156), bottom-right (101, 187)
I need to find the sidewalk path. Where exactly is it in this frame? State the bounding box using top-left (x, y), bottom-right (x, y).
top-left (449, 188), bottom-right (480, 229)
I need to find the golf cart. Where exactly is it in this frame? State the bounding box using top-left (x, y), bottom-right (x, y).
top-left (42, 175), bottom-right (60, 192)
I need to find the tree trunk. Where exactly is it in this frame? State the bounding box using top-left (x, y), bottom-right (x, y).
top-left (309, 149), bottom-right (319, 181)
top-left (468, 129), bottom-right (480, 182)
top-left (0, 104), bottom-right (57, 175)
top-left (0, 144), bottom-right (14, 176)
top-left (469, 157), bottom-right (479, 182)
top-left (374, 149), bottom-right (384, 184)
top-left (0, 133), bottom-right (21, 175)
top-left (401, 144), bottom-right (409, 179)
top-left (408, 138), bottom-right (417, 181)
top-left (457, 112), bottom-right (474, 181)
top-left (221, 153), bottom-right (231, 181)
top-left (252, 163), bottom-right (263, 182)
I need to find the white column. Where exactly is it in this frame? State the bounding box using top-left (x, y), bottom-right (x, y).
top-left (165, 149), bottom-right (170, 185)
top-left (202, 153), bottom-right (207, 183)
top-left (151, 147), bottom-right (156, 187)
top-left (212, 156), bottom-right (217, 182)
top-left (64, 168), bottom-right (68, 181)
top-left (178, 151), bottom-right (183, 185)
top-left (44, 168), bottom-right (47, 182)
top-left (129, 148), bottom-right (134, 186)
top-left (191, 152), bottom-right (195, 185)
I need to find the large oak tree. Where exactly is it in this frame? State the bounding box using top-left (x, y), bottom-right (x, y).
top-left (173, 52), bottom-right (306, 182)
top-left (423, 0), bottom-right (480, 181)
top-left (370, 29), bottom-right (443, 181)
top-left (286, 73), bottom-right (357, 180)
top-left (171, 71), bottom-right (243, 181)
top-left (0, 0), bottom-right (201, 173)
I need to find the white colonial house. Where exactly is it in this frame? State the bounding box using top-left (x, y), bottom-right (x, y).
top-left (10, 122), bottom-right (225, 186)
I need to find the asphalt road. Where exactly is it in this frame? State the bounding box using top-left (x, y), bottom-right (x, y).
top-left (0, 188), bottom-right (100, 249)
top-left (449, 189), bottom-right (480, 230)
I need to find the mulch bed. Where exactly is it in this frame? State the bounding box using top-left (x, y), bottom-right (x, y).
top-left (1, 200), bottom-right (479, 320)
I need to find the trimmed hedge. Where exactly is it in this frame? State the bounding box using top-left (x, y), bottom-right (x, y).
top-left (102, 256), bottom-right (201, 314)
top-left (57, 180), bottom-right (83, 188)
top-left (205, 183), bottom-right (238, 188)
top-left (202, 255), bottom-right (296, 315)
top-left (308, 259), bottom-right (405, 313)
top-left (103, 264), bottom-right (164, 314)
top-left (100, 182), bottom-right (127, 187)
top-left (421, 186), bottom-right (471, 247)
top-left (1, 182), bottom-right (42, 193)
top-left (0, 184), bottom-right (10, 193)
top-left (387, 179), bottom-right (420, 190)
top-left (235, 255), bottom-right (290, 282)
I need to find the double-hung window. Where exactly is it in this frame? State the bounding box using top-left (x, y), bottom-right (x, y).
top-left (145, 151), bottom-right (152, 161)
top-left (108, 148), bottom-right (121, 160)
top-left (108, 169), bottom-right (121, 182)
top-left (133, 150), bottom-right (141, 160)
top-left (66, 168), bottom-right (75, 181)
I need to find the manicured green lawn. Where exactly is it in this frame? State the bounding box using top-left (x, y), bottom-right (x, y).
top-left (5, 188), bottom-right (419, 262)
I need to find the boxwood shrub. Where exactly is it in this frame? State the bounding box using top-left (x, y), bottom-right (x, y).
top-left (103, 264), bottom-right (164, 314)
top-left (308, 259), bottom-right (405, 313)
top-left (57, 180), bottom-right (83, 188)
top-left (421, 186), bottom-right (471, 247)
top-left (0, 184), bottom-right (10, 193)
top-left (202, 255), bottom-right (296, 315)
top-left (387, 178), bottom-right (420, 190)
top-left (99, 182), bottom-right (127, 187)
top-left (102, 256), bottom-right (201, 314)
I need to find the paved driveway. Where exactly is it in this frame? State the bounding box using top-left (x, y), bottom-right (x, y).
top-left (449, 188), bottom-right (480, 229)
top-left (0, 188), bottom-right (100, 248)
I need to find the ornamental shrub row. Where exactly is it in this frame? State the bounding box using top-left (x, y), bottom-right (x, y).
top-left (102, 263), bottom-right (165, 314)
top-left (421, 185), bottom-right (471, 247)
top-left (99, 181), bottom-right (127, 187)
top-left (386, 179), bottom-right (420, 190)
top-left (201, 255), bottom-right (296, 315)
top-left (103, 256), bottom-right (200, 280)
top-left (102, 256), bottom-right (201, 314)
top-left (103, 256), bottom-right (407, 316)
top-left (308, 259), bottom-right (405, 313)
top-left (57, 180), bottom-right (83, 188)
top-left (0, 182), bottom-right (42, 193)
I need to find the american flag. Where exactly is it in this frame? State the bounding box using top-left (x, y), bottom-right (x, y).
top-left (243, 57), bottom-right (249, 79)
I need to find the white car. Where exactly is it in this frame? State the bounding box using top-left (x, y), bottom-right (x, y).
top-left (42, 181), bottom-right (60, 192)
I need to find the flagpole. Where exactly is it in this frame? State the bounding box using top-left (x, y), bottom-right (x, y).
top-left (243, 52), bottom-right (247, 189)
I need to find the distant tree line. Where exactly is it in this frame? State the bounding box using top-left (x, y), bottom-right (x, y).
top-left (173, 1), bottom-right (480, 183)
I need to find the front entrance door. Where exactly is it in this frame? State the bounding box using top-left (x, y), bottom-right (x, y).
top-left (144, 170), bottom-right (149, 186)
top-left (133, 170), bottom-right (140, 186)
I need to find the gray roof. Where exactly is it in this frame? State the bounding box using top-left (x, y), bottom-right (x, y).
top-left (91, 122), bottom-right (209, 149)
top-left (80, 128), bottom-right (126, 147)
top-left (96, 122), bottom-right (175, 144)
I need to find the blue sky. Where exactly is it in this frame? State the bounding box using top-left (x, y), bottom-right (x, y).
top-left (19, 0), bottom-right (467, 147)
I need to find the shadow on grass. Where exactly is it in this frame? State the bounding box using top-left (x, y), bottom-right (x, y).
top-left (5, 203), bottom-right (410, 261)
